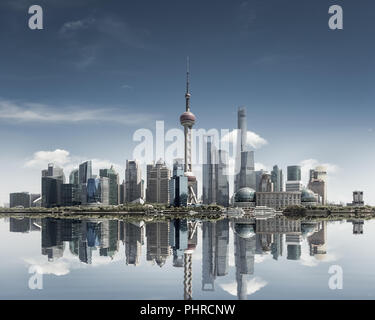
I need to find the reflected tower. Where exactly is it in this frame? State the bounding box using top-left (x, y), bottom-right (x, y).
top-left (184, 220), bottom-right (199, 300)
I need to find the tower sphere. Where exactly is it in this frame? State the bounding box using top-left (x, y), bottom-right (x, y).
top-left (184, 171), bottom-right (196, 182)
top-left (180, 111), bottom-right (196, 126)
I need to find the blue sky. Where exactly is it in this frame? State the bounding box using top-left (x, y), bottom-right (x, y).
top-left (0, 0), bottom-right (374, 205)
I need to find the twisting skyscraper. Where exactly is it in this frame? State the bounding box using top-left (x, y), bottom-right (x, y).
top-left (180, 57), bottom-right (197, 204)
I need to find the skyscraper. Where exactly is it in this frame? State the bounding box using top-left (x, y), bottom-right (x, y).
top-left (125, 160), bottom-right (144, 203)
top-left (41, 163), bottom-right (65, 208)
top-left (79, 161), bottom-right (92, 185)
top-left (69, 169), bottom-right (79, 185)
top-left (9, 192), bottom-right (31, 208)
top-left (234, 107), bottom-right (256, 192)
top-left (179, 58), bottom-right (198, 204)
top-left (202, 135), bottom-right (217, 205)
top-left (99, 176), bottom-right (110, 205)
top-left (100, 166), bottom-right (119, 205)
top-left (308, 166), bottom-right (327, 205)
top-left (286, 165), bottom-right (303, 191)
top-left (87, 178), bottom-right (100, 203)
top-left (237, 107), bottom-right (247, 153)
top-left (61, 184), bottom-right (74, 206)
top-left (169, 159), bottom-right (188, 207)
top-left (271, 165), bottom-right (283, 192)
top-left (146, 159), bottom-right (171, 204)
top-left (119, 180), bottom-right (125, 205)
top-left (202, 136), bottom-right (230, 207)
top-left (259, 172), bottom-right (273, 192)
top-left (216, 150), bottom-right (230, 207)
top-left (78, 161), bottom-right (92, 205)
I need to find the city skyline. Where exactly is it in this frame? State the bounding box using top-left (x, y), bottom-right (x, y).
top-left (1, 0), bottom-right (375, 206)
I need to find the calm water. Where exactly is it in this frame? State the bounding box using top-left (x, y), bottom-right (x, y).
top-left (0, 216), bottom-right (374, 300)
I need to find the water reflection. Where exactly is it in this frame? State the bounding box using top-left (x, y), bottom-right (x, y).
top-left (6, 216), bottom-right (366, 300)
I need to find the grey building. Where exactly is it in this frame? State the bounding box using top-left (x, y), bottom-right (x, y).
top-left (119, 180), bottom-right (125, 205)
top-left (100, 177), bottom-right (110, 205)
top-left (216, 150), bottom-right (230, 207)
top-left (100, 166), bottom-right (119, 205)
top-left (10, 192), bottom-right (31, 208)
top-left (256, 192), bottom-right (301, 209)
top-left (236, 151), bottom-right (256, 191)
top-left (125, 222), bottom-right (144, 265)
top-left (237, 107), bottom-right (247, 153)
top-left (125, 160), bottom-right (144, 203)
top-left (271, 165), bottom-right (283, 192)
top-left (146, 222), bottom-right (171, 267)
top-left (79, 161), bottom-right (92, 185)
top-left (234, 107), bottom-right (257, 193)
top-left (61, 184), bottom-right (74, 206)
top-left (286, 165), bottom-right (303, 192)
top-left (41, 163), bottom-right (65, 208)
top-left (287, 166), bottom-right (301, 181)
top-left (169, 159), bottom-right (188, 207)
top-left (146, 159), bottom-right (170, 204)
top-left (259, 172), bottom-right (273, 192)
top-left (169, 219), bottom-right (188, 267)
top-left (202, 136), bottom-right (217, 205)
top-left (69, 169), bottom-right (79, 185)
top-left (308, 166), bottom-right (327, 205)
top-left (203, 136), bottom-right (230, 207)
top-left (255, 169), bottom-right (265, 192)
top-left (351, 191), bottom-right (364, 206)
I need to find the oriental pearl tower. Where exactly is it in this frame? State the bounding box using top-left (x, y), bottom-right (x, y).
top-left (180, 57), bottom-right (198, 205)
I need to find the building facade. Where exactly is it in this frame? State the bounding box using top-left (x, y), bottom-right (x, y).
top-left (100, 166), bottom-right (119, 205)
top-left (125, 160), bottom-right (144, 203)
top-left (10, 192), bottom-right (31, 208)
top-left (308, 166), bottom-right (327, 205)
top-left (256, 192), bottom-right (302, 209)
top-left (169, 159), bottom-right (188, 207)
top-left (271, 165), bottom-right (283, 192)
top-left (146, 159), bottom-right (170, 204)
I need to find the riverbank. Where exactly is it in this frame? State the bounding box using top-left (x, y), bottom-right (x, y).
top-left (283, 205), bottom-right (375, 219)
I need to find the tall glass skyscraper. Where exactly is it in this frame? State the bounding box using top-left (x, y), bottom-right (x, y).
top-left (79, 161), bottom-right (92, 185)
top-left (287, 166), bottom-right (301, 182)
top-left (100, 166), bottom-right (119, 205)
top-left (169, 159), bottom-right (188, 207)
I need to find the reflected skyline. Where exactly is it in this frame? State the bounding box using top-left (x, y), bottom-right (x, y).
top-left (4, 215), bottom-right (365, 300)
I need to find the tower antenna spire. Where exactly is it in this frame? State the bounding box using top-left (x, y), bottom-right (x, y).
top-left (185, 56), bottom-right (191, 112)
top-left (186, 56), bottom-right (190, 94)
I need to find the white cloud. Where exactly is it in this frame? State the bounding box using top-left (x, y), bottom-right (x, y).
top-left (221, 129), bottom-right (268, 149)
top-left (255, 254), bottom-right (271, 263)
top-left (220, 277), bottom-right (268, 297)
top-left (24, 149), bottom-right (123, 177)
top-left (299, 159), bottom-right (339, 185)
top-left (121, 84), bottom-right (133, 89)
top-left (60, 18), bottom-right (96, 35)
top-left (254, 162), bottom-right (269, 172)
top-left (25, 149), bottom-right (71, 168)
top-left (0, 99), bottom-right (157, 125)
top-left (24, 245), bottom-right (124, 276)
top-left (24, 257), bottom-right (83, 276)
